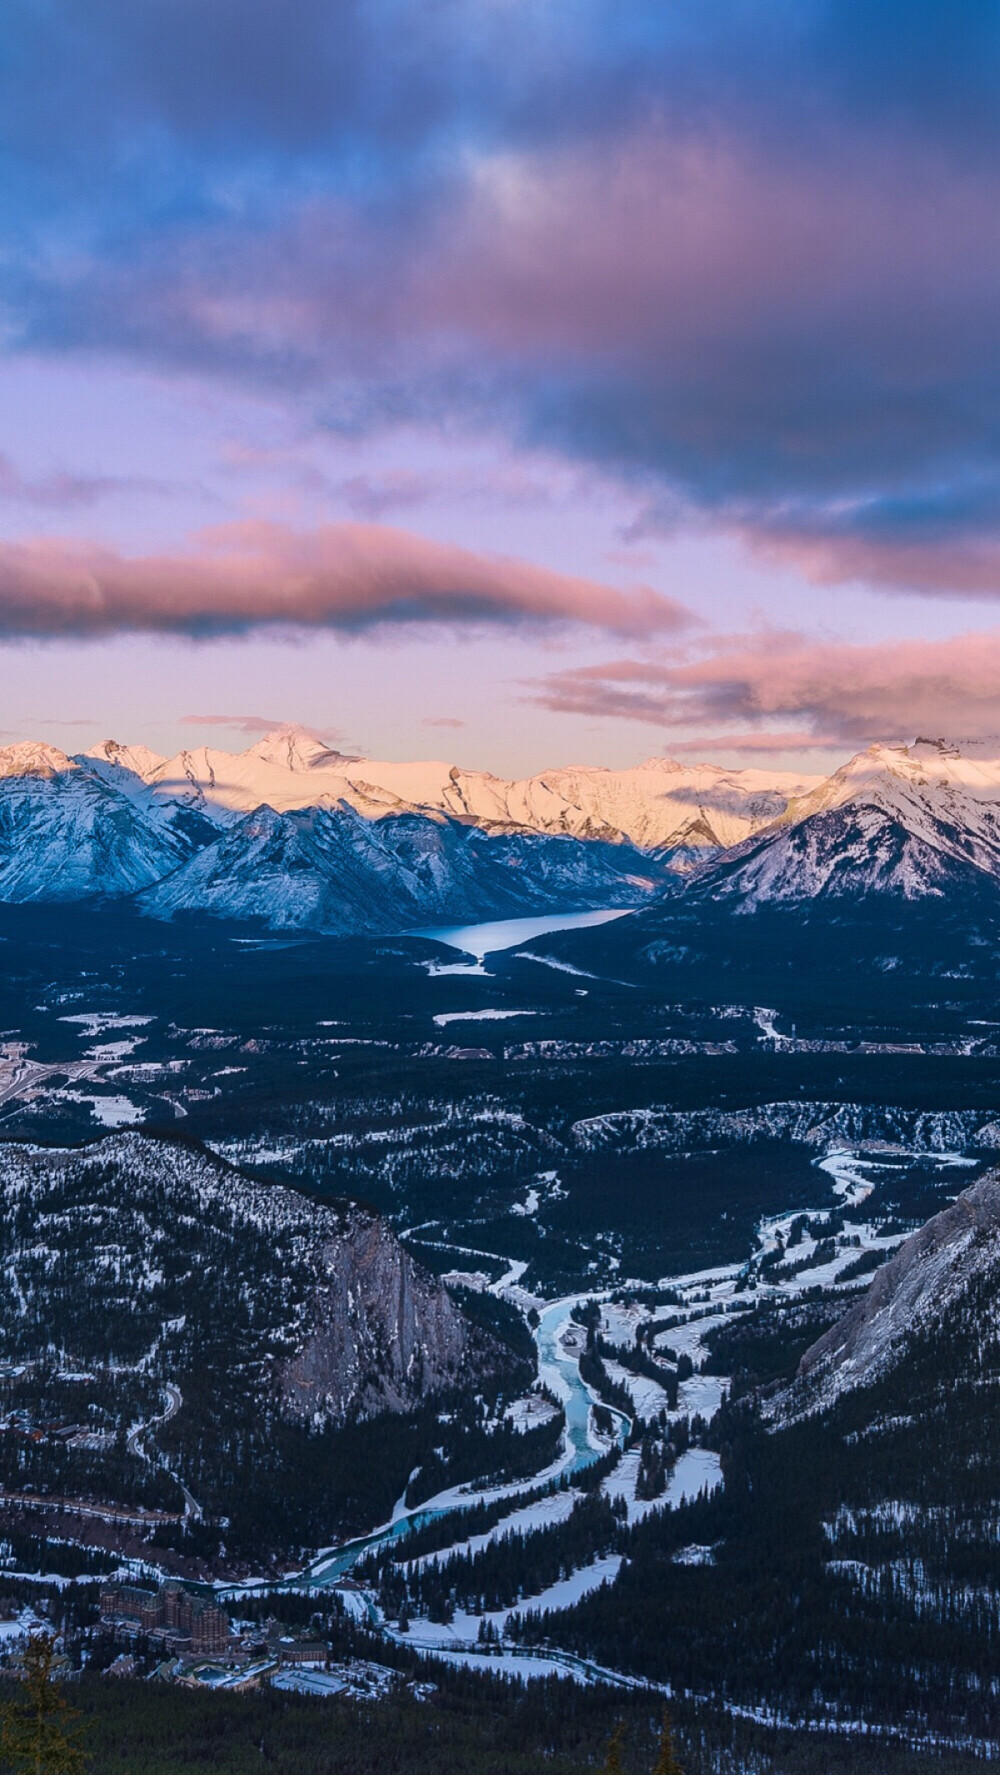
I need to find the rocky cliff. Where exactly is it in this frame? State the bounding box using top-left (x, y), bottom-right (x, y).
top-left (0, 1131), bottom-right (508, 1424)
top-left (773, 1168), bottom-right (1000, 1418)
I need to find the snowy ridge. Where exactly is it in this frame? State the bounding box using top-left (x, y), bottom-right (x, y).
top-left (570, 1100), bottom-right (1000, 1155)
top-left (114, 732), bottom-right (817, 851)
top-left (0, 1132), bottom-right (506, 1424)
top-left (771, 1167), bottom-right (1000, 1418)
top-left (677, 739), bottom-right (1000, 906)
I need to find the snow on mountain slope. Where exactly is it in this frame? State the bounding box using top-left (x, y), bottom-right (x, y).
top-left (440, 757), bottom-right (818, 850)
top-left (677, 740), bottom-right (1000, 906)
top-left (245, 729), bottom-right (344, 773)
top-left (771, 1168), bottom-right (1000, 1419)
top-left (86, 737), bottom-right (167, 779)
top-left (90, 728), bottom-right (819, 850)
top-left (0, 741), bottom-right (78, 779)
top-left (0, 765), bottom-right (189, 901)
top-left (777, 739), bottom-right (1000, 825)
top-left (138, 802), bottom-right (664, 935)
top-left (137, 742), bottom-right (408, 828)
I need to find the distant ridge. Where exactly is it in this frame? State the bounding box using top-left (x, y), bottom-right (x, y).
top-left (74, 725), bottom-right (821, 851)
top-left (9, 729), bottom-right (1000, 935)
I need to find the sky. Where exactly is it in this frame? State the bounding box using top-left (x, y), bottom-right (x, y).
top-left (4, 0), bottom-right (1000, 775)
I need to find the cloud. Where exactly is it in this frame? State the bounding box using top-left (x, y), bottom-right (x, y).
top-left (529, 629), bottom-right (1000, 746)
top-left (745, 506), bottom-right (1000, 600)
top-left (0, 453), bottom-right (165, 511)
top-left (0, 520), bottom-right (690, 639)
top-left (180, 713), bottom-right (347, 743)
top-left (26, 115), bottom-right (1000, 597)
top-left (422, 716), bottom-right (466, 729)
top-left (7, 2), bottom-right (1000, 590)
top-left (662, 730), bottom-right (844, 757)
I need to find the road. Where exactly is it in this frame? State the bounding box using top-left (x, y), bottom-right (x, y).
top-left (126, 1383), bottom-right (204, 1522)
top-left (0, 1058), bottom-right (101, 1110)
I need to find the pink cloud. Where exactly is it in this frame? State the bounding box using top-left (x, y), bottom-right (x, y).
top-left (747, 529), bottom-right (1000, 600)
top-left (180, 713), bottom-right (347, 743)
top-left (0, 520), bottom-right (691, 639)
top-left (422, 716), bottom-right (466, 729)
top-left (662, 730), bottom-right (844, 757)
top-left (529, 630), bottom-right (1000, 745)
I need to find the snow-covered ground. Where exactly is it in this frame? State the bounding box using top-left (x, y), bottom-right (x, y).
top-left (402, 1554), bottom-right (624, 1653)
top-left (432, 1009), bottom-right (538, 1026)
top-left (270, 1143), bottom-right (966, 1691)
top-left (59, 1089), bottom-right (144, 1128)
top-left (59, 1013), bottom-right (154, 1036)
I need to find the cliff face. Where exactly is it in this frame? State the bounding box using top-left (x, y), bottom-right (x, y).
top-left (0, 1132), bottom-right (510, 1426)
top-left (772, 1169), bottom-right (1000, 1419)
top-left (281, 1212), bottom-right (497, 1420)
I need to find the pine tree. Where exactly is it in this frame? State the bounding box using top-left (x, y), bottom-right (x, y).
top-left (0, 1634), bottom-right (88, 1774)
top-left (602, 1723), bottom-right (626, 1775)
top-left (651, 1708), bottom-right (683, 1775)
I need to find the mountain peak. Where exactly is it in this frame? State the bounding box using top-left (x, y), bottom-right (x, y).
top-left (85, 738), bottom-right (166, 779)
top-left (245, 726), bottom-right (346, 772)
top-left (0, 741), bottom-right (76, 780)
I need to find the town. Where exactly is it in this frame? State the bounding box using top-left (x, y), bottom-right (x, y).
top-left (0, 1580), bottom-right (435, 1704)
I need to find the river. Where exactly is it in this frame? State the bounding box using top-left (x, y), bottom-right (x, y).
top-left (296, 1296), bottom-right (627, 1590)
top-left (231, 1144), bottom-right (958, 1685)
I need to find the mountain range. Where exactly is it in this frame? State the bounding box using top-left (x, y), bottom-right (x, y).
top-left (0, 729), bottom-right (817, 936)
top-left (6, 729), bottom-right (1000, 936)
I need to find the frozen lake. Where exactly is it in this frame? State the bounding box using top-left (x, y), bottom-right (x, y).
top-left (413, 907), bottom-right (629, 970)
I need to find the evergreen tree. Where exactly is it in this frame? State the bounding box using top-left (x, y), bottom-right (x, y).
top-left (651, 1709), bottom-right (683, 1775)
top-left (601, 1723), bottom-right (626, 1775)
top-left (0, 1635), bottom-right (88, 1774)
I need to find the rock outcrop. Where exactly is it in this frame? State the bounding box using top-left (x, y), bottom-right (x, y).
top-left (0, 1131), bottom-right (509, 1424)
top-left (773, 1169), bottom-right (1000, 1418)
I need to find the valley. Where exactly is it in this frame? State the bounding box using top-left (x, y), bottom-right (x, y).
top-left (1, 737), bottom-right (1000, 1762)
top-left (0, 891), bottom-right (994, 1758)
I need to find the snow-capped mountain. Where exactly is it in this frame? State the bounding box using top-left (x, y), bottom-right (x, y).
top-left (676, 739), bottom-right (1000, 906)
top-left (0, 740), bottom-right (79, 780)
top-left (0, 746), bottom-right (189, 901)
top-left (80, 729), bottom-right (820, 851)
top-left (138, 801), bottom-right (661, 935)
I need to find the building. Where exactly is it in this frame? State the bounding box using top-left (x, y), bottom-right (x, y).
top-left (279, 1641), bottom-right (328, 1666)
top-left (99, 1583), bottom-right (231, 1653)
